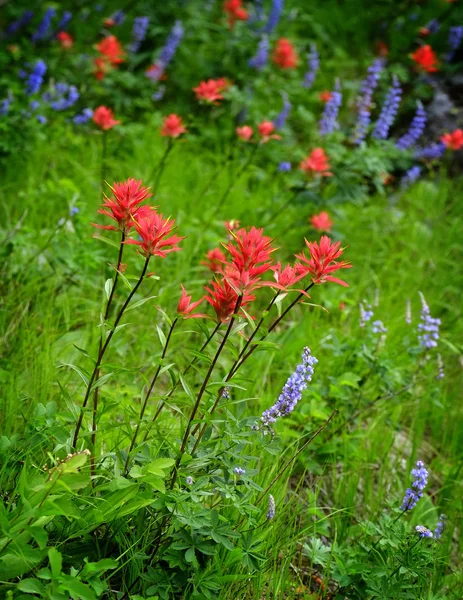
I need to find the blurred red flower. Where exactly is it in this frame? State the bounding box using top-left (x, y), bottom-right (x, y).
top-left (300, 148), bottom-right (332, 177)
top-left (272, 38), bottom-right (298, 69)
top-left (202, 248), bottom-right (227, 273)
top-left (310, 211), bottom-right (333, 232)
top-left (295, 235), bottom-right (351, 287)
top-left (236, 126), bottom-right (253, 141)
top-left (161, 114), bottom-right (187, 138)
top-left (57, 31), bottom-right (73, 48)
top-left (411, 45), bottom-right (439, 72)
top-left (223, 0), bottom-right (248, 28)
top-left (97, 35), bottom-right (125, 64)
top-left (93, 106), bottom-right (120, 130)
top-left (440, 129), bottom-right (463, 150)
top-left (258, 121), bottom-right (281, 142)
top-left (193, 79), bottom-right (226, 104)
top-left (319, 91), bottom-right (332, 102)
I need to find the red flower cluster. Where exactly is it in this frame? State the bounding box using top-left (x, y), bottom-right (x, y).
top-left (440, 129), bottom-right (463, 150)
top-left (125, 211), bottom-right (184, 258)
top-left (300, 148), bottom-right (332, 177)
top-left (177, 285), bottom-right (207, 319)
top-left (94, 35), bottom-right (125, 80)
top-left (93, 179), bottom-right (152, 232)
top-left (411, 45), bottom-right (439, 73)
top-left (57, 31), bottom-right (73, 48)
top-left (223, 0), bottom-right (248, 28)
top-left (161, 114), bottom-right (187, 138)
top-left (193, 78), bottom-right (229, 104)
top-left (319, 91), bottom-right (333, 103)
top-left (93, 106), bottom-right (120, 130)
top-left (272, 38), bottom-right (298, 69)
top-left (295, 236), bottom-right (351, 287)
top-left (258, 121), bottom-right (281, 143)
top-left (236, 125), bottom-right (253, 141)
top-left (310, 212), bottom-right (333, 232)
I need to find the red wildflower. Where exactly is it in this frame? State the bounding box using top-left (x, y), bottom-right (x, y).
top-left (300, 148), bottom-right (332, 177)
top-left (93, 179), bottom-right (153, 232)
top-left (376, 41), bottom-right (389, 57)
top-left (419, 27), bottom-right (430, 37)
top-left (224, 220), bottom-right (241, 234)
top-left (319, 91), bottom-right (333, 103)
top-left (57, 31), bottom-right (73, 48)
top-left (97, 35), bottom-right (125, 65)
top-left (265, 261), bottom-right (309, 295)
top-left (258, 120), bottom-right (281, 143)
top-left (440, 129), bottom-right (463, 150)
top-left (272, 38), bottom-right (298, 69)
top-left (205, 278), bottom-right (253, 322)
top-left (193, 79), bottom-right (226, 104)
top-left (94, 57), bottom-right (110, 80)
top-left (223, 0), bottom-right (248, 28)
top-left (125, 210), bottom-right (184, 258)
top-left (236, 126), bottom-right (253, 141)
top-left (202, 248), bottom-right (227, 273)
top-left (295, 235), bottom-right (352, 287)
top-left (310, 211), bottom-right (333, 232)
top-left (161, 114), bottom-right (187, 138)
top-left (382, 173), bottom-right (395, 185)
top-left (104, 18), bottom-right (116, 27)
top-left (93, 106), bottom-right (120, 130)
top-left (411, 45), bottom-right (439, 73)
top-left (177, 285), bottom-right (207, 319)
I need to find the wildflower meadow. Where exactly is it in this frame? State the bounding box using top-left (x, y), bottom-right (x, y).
top-left (0, 1), bottom-right (462, 599)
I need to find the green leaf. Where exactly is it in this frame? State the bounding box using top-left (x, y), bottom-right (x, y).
top-left (48, 547), bottom-right (62, 578)
top-left (125, 295), bottom-right (157, 313)
top-left (89, 372), bottom-right (114, 392)
top-left (61, 575), bottom-right (96, 600)
top-left (60, 363), bottom-right (90, 386)
top-left (18, 579), bottom-right (46, 594)
top-left (104, 278), bottom-right (113, 300)
top-left (156, 325), bottom-right (166, 348)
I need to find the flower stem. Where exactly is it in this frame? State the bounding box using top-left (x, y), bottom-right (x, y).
top-left (72, 256), bottom-right (150, 449)
top-left (215, 144), bottom-right (259, 211)
top-left (152, 139), bottom-right (174, 192)
top-left (101, 131), bottom-right (108, 200)
top-left (123, 317), bottom-right (178, 475)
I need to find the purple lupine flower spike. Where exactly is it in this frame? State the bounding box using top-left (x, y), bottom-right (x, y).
top-left (434, 514), bottom-right (446, 538)
top-left (43, 83), bottom-right (79, 111)
top-left (416, 525), bottom-right (433, 538)
top-left (447, 26), bottom-right (463, 61)
top-left (31, 8), bottom-right (56, 42)
top-left (148, 20), bottom-right (184, 81)
top-left (110, 10), bottom-right (125, 25)
top-left (319, 79), bottom-right (342, 135)
top-left (396, 102), bottom-right (427, 150)
top-left (248, 35), bottom-right (270, 70)
top-left (436, 354), bottom-right (444, 380)
top-left (233, 467), bottom-right (246, 475)
top-left (73, 108), bottom-right (94, 124)
top-left (401, 460), bottom-right (428, 511)
top-left (302, 43), bottom-right (319, 89)
top-left (371, 320), bottom-right (387, 334)
top-left (415, 142), bottom-right (446, 160)
top-left (352, 58), bottom-right (384, 144)
top-left (57, 11), bottom-right (72, 31)
top-left (25, 60), bottom-right (47, 95)
top-left (417, 292), bottom-right (440, 349)
top-left (261, 347), bottom-right (317, 432)
top-left (373, 75), bottom-right (402, 139)
top-left (7, 10), bottom-right (34, 36)
top-left (130, 16), bottom-right (149, 53)
top-left (359, 302), bottom-right (374, 327)
top-left (263, 0), bottom-right (284, 34)
top-left (273, 93), bottom-right (291, 129)
top-left (278, 161), bottom-right (291, 172)
top-left (400, 165), bottom-right (421, 188)
top-left (0, 98), bottom-right (12, 116)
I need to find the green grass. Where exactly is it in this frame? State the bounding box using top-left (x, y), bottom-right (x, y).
top-left (1, 118), bottom-right (462, 598)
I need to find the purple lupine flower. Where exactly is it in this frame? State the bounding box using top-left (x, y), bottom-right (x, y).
top-left (434, 514), bottom-right (446, 538)
top-left (372, 75), bottom-right (402, 139)
top-left (43, 83), bottom-right (79, 111)
top-left (273, 93), bottom-right (291, 129)
top-left (261, 347), bottom-right (317, 431)
top-left (110, 10), bottom-right (125, 25)
top-left (130, 16), bottom-right (149, 53)
top-left (371, 320), bottom-right (387, 334)
top-left (359, 302), bottom-right (374, 327)
top-left (415, 142), bottom-right (446, 160)
top-left (278, 161), bottom-right (291, 172)
top-left (148, 20), bottom-right (184, 81)
top-left (352, 58), bottom-right (384, 144)
top-left (185, 476), bottom-right (194, 485)
top-left (302, 44), bottom-right (319, 89)
top-left (249, 0), bottom-right (265, 23)
top-left (233, 467), bottom-right (246, 475)
top-left (222, 386), bottom-right (230, 399)
top-left (248, 35), bottom-right (269, 70)
top-left (29, 100), bottom-right (40, 111)
top-left (152, 86), bottom-right (166, 101)
top-left (25, 60), bottom-right (47, 95)
top-left (73, 108), bottom-right (94, 124)
top-left (418, 292), bottom-right (440, 349)
top-left (425, 19), bottom-right (439, 34)
top-left (7, 10), bottom-right (34, 35)
top-left (57, 10), bottom-right (72, 31)
top-left (396, 102), bottom-right (427, 150)
top-left (70, 207), bottom-right (79, 216)
top-left (31, 8), bottom-right (56, 42)
top-left (401, 460), bottom-right (429, 511)
top-left (406, 299), bottom-right (412, 324)
top-left (319, 79), bottom-right (342, 135)
top-left (0, 98), bottom-right (12, 116)
top-left (36, 115), bottom-right (47, 124)
top-left (447, 26), bottom-right (463, 61)
top-left (400, 165), bottom-right (421, 188)
top-left (263, 0), bottom-right (284, 34)
top-left (416, 525), bottom-right (433, 538)
top-left (267, 494), bottom-right (276, 520)
top-left (436, 354), bottom-right (444, 380)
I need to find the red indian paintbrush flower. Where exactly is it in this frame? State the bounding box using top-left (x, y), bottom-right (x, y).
top-left (202, 248), bottom-right (227, 273)
top-left (224, 227), bottom-right (275, 278)
top-left (193, 79), bottom-right (227, 104)
top-left (258, 121), bottom-right (281, 143)
top-left (97, 35), bottom-right (125, 64)
top-left (93, 179), bottom-right (153, 232)
top-left (411, 45), bottom-right (439, 72)
top-left (93, 106), bottom-right (120, 130)
top-left (205, 278), bottom-right (253, 322)
top-left (177, 285), bottom-right (207, 319)
top-left (264, 261), bottom-right (310, 296)
top-left (94, 57), bottom-right (110, 80)
top-left (310, 211), bottom-right (333, 232)
top-left (272, 38), bottom-right (298, 69)
top-left (161, 114), bottom-right (187, 138)
top-left (319, 91), bottom-right (332, 103)
top-left (295, 235), bottom-right (352, 287)
top-left (223, 0), bottom-right (248, 29)
top-left (300, 148), bottom-right (332, 177)
top-left (236, 126), bottom-right (253, 141)
top-left (57, 31), bottom-right (73, 48)
top-left (440, 129), bottom-right (463, 150)
top-left (125, 210), bottom-right (184, 258)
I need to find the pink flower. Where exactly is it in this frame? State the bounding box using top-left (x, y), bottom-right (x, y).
top-left (161, 114), bottom-right (187, 138)
top-left (258, 121), bottom-right (281, 143)
top-left (93, 106), bottom-right (120, 130)
top-left (300, 148), bottom-right (332, 177)
top-left (236, 126), bottom-right (253, 141)
top-left (310, 211), bottom-right (333, 232)
top-left (177, 285), bottom-right (207, 319)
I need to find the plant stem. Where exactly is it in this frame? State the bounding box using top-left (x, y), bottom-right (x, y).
top-left (390, 538), bottom-right (422, 579)
top-left (216, 144), bottom-right (259, 211)
top-left (152, 139), bottom-right (174, 192)
top-left (262, 187), bottom-right (306, 228)
top-left (123, 317), bottom-right (178, 475)
top-left (169, 296), bottom-right (242, 489)
top-left (72, 256), bottom-right (150, 449)
top-left (101, 131), bottom-right (108, 200)
top-left (90, 231), bottom-right (126, 477)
